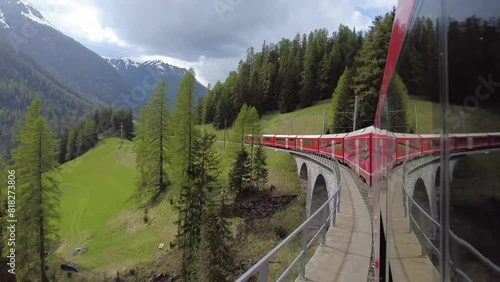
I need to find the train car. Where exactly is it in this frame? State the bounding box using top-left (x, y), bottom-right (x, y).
top-left (420, 134), bottom-right (441, 154)
top-left (318, 133), bottom-right (347, 162)
top-left (296, 135), bottom-right (321, 153)
top-left (450, 133), bottom-right (490, 150)
top-left (394, 133), bottom-right (423, 163)
top-left (244, 134), bottom-right (261, 144)
top-left (274, 135), bottom-right (297, 150)
top-left (344, 126), bottom-right (374, 184)
top-left (488, 133), bottom-right (500, 147)
top-left (261, 134), bottom-right (276, 147)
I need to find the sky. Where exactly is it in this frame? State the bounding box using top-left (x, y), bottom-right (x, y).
top-left (29, 0), bottom-right (397, 86)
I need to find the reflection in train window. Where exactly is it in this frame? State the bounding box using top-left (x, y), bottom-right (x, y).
top-left (428, 140), bottom-right (440, 147)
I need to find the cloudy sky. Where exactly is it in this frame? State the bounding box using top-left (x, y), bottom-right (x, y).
top-left (29, 0), bottom-right (397, 86)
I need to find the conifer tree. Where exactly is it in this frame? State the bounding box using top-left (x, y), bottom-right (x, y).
top-left (228, 149), bottom-right (251, 195)
top-left (0, 157), bottom-right (7, 281)
top-left (65, 128), bottom-right (77, 161)
top-left (252, 143), bottom-right (268, 191)
top-left (171, 69), bottom-right (200, 190)
top-left (176, 132), bottom-right (221, 281)
top-left (352, 11), bottom-right (395, 128)
top-left (58, 130), bottom-right (69, 164)
top-left (11, 98), bottom-right (60, 282)
top-left (202, 193), bottom-right (235, 282)
top-left (330, 67), bottom-right (355, 133)
top-left (134, 81), bottom-right (171, 205)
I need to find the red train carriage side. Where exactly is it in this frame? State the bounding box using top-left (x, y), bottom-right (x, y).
top-left (420, 134), bottom-right (441, 154)
top-left (488, 133), bottom-right (500, 147)
top-left (261, 134), bottom-right (276, 147)
top-left (394, 133), bottom-right (423, 163)
top-left (319, 133), bottom-right (347, 162)
top-left (296, 135), bottom-right (321, 153)
top-left (344, 126), bottom-right (374, 184)
top-left (274, 135), bottom-right (297, 150)
top-left (450, 133), bottom-right (490, 150)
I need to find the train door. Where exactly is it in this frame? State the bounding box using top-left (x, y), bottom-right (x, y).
top-left (356, 139), bottom-right (360, 173)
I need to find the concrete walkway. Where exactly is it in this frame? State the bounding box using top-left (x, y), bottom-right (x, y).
top-left (296, 167), bottom-right (372, 282)
top-left (386, 166), bottom-right (440, 282)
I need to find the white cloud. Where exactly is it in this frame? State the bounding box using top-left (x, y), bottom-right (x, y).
top-left (26, 0), bottom-right (396, 86)
top-left (29, 0), bottom-right (128, 47)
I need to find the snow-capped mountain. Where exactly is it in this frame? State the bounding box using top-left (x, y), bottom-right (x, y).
top-left (105, 57), bottom-right (207, 103)
top-left (0, 0), bottom-right (135, 109)
top-left (0, 0), bottom-right (54, 29)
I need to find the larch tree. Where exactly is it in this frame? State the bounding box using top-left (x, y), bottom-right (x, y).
top-left (252, 143), bottom-right (268, 191)
top-left (134, 81), bottom-right (172, 206)
top-left (170, 69), bottom-right (200, 190)
top-left (11, 98), bottom-right (60, 282)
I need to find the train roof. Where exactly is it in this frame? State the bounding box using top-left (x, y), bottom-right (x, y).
top-left (274, 134), bottom-right (298, 138)
top-left (345, 126), bottom-right (375, 137)
top-left (320, 133), bottom-right (348, 138)
top-left (392, 132), bottom-right (421, 138)
top-left (450, 133), bottom-right (490, 137)
top-left (296, 135), bottom-right (322, 138)
top-left (419, 134), bottom-right (441, 138)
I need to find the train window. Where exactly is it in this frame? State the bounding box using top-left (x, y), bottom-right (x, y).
top-left (455, 138), bottom-right (467, 145)
top-left (428, 140), bottom-right (440, 147)
top-left (397, 142), bottom-right (406, 152)
top-left (276, 138), bottom-right (285, 144)
top-left (473, 137), bottom-right (488, 144)
top-left (494, 137), bottom-right (500, 142)
top-left (289, 140), bottom-right (295, 145)
top-left (303, 140), bottom-right (315, 146)
top-left (262, 137), bottom-right (271, 142)
top-left (335, 142), bottom-right (342, 151)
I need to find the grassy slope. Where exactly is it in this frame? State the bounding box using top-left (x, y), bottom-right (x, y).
top-left (54, 137), bottom-right (307, 279)
top-left (54, 138), bottom-right (179, 273)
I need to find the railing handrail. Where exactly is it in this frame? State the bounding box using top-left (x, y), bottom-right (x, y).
top-left (235, 153), bottom-right (342, 282)
top-left (402, 152), bottom-right (500, 278)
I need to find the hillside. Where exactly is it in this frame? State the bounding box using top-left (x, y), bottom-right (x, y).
top-left (52, 137), bottom-right (306, 279)
top-left (202, 97), bottom-right (500, 139)
top-left (0, 0), bottom-right (134, 107)
top-left (0, 43), bottom-right (98, 158)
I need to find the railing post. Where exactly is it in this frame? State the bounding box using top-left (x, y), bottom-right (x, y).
top-left (300, 224), bottom-right (309, 279)
top-left (333, 194), bottom-right (337, 226)
top-left (322, 206), bottom-right (328, 246)
top-left (408, 199), bottom-right (413, 232)
top-left (260, 261), bottom-right (269, 282)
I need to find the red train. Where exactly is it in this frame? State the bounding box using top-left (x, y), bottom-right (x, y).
top-left (246, 129), bottom-right (500, 185)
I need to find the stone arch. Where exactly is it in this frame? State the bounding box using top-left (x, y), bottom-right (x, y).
top-left (412, 178), bottom-right (432, 238)
top-left (299, 163), bottom-right (308, 181)
top-left (311, 174), bottom-right (328, 217)
top-left (413, 178), bottom-right (431, 213)
top-left (434, 166), bottom-right (441, 188)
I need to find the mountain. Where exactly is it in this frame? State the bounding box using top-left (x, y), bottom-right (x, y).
top-left (105, 58), bottom-right (208, 105)
top-left (0, 43), bottom-right (98, 158)
top-left (0, 0), bottom-right (134, 108)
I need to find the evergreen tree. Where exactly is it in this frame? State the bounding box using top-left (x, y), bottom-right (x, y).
top-left (330, 67), bottom-right (355, 133)
top-left (134, 81), bottom-right (171, 205)
top-left (176, 132), bottom-right (221, 281)
top-left (58, 130), bottom-right (69, 164)
top-left (252, 144), bottom-right (268, 191)
top-left (352, 12), bottom-right (395, 128)
top-left (300, 32), bottom-right (319, 107)
top-left (11, 98), bottom-right (60, 282)
top-left (202, 193), bottom-right (235, 282)
top-left (65, 128), bottom-right (77, 161)
top-left (75, 126), bottom-right (84, 156)
top-left (386, 74), bottom-right (410, 132)
top-left (171, 69), bottom-right (200, 190)
top-left (228, 149), bottom-right (251, 195)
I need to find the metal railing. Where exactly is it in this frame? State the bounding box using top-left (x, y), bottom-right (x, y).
top-left (401, 153), bottom-right (500, 280)
top-left (235, 154), bottom-right (342, 282)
